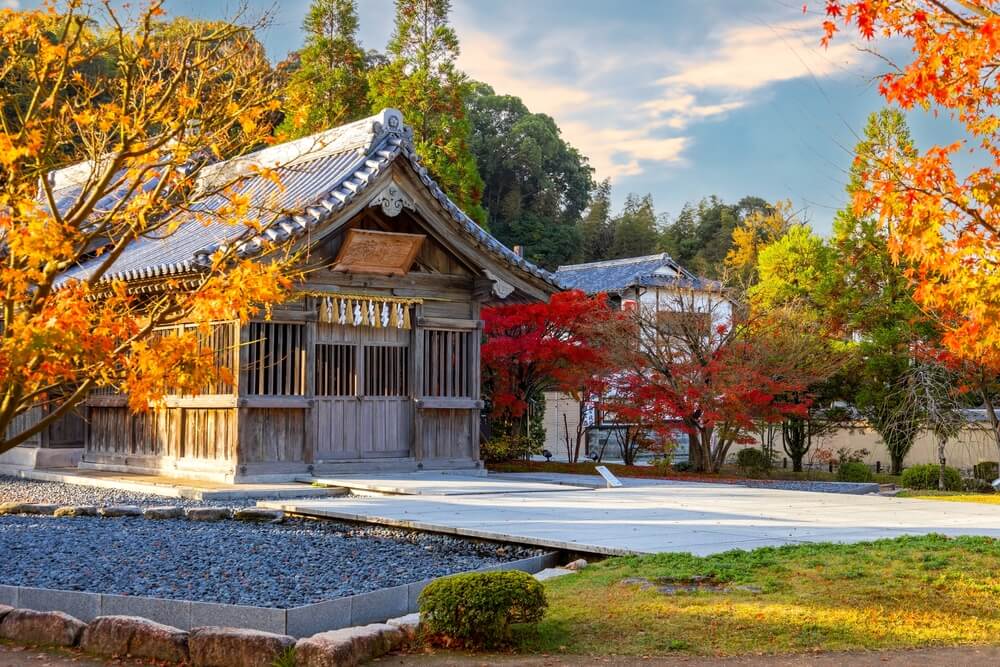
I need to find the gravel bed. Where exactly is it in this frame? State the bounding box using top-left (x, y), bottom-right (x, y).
top-left (0, 514), bottom-right (544, 607)
top-left (742, 479), bottom-right (881, 494)
top-left (0, 475), bottom-right (306, 507)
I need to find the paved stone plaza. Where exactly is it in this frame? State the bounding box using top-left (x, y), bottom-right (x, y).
top-left (264, 475), bottom-right (1000, 556)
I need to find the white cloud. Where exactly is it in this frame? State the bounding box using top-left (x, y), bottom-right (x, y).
top-left (643, 17), bottom-right (860, 130)
top-left (659, 17), bottom-right (860, 92)
top-left (453, 14), bottom-right (860, 182)
top-left (2, 0), bottom-right (21, 9)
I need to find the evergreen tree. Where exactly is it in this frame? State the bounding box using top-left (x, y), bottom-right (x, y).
top-left (828, 109), bottom-right (932, 474)
top-left (578, 179), bottom-right (614, 262)
top-left (368, 0), bottom-right (487, 225)
top-left (465, 82), bottom-right (593, 268)
top-left (610, 194), bottom-right (660, 259)
top-left (279, 0), bottom-right (369, 139)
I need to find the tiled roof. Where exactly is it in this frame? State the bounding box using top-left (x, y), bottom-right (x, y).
top-left (554, 253), bottom-right (709, 294)
top-left (58, 109), bottom-right (557, 290)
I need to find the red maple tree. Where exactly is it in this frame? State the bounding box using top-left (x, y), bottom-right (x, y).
top-left (602, 296), bottom-right (838, 472)
top-left (481, 290), bottom-right (631, 450)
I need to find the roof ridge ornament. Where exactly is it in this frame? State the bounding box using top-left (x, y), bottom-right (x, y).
top-left (370, 109), bottom-right (414, 153)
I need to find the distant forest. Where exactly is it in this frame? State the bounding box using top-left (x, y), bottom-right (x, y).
top-left (273, 0), bottom-right (775, 275)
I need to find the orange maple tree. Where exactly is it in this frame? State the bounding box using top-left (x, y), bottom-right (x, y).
top-left (820, 1), bottom-right (1000, 363)
top-left (0, 1), bottom-right (301, 453)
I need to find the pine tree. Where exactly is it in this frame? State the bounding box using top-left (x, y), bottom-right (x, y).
top-left (368, 0), bottom-right (487, 225)
top-left (279, 0), bottom-right (369, 139)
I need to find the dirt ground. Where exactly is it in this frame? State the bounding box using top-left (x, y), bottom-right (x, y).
top-left (380, 645), bottom-right (1000, 666)
top-left (4, 642), bottom-right (1000, 667)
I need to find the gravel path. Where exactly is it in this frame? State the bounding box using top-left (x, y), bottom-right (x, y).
top-left (0, 475), bottom-right (280, 507)
top-left (0, 513), bottom-right (542, 607)
top-left (0, 475), bottom-right (544, 608)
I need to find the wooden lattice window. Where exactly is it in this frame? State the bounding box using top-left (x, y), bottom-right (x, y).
top-left (245, 322), bottom-right (307, 396)
top-left (422, 329), bottom-right (474, 398)
top-left (363, 345), bottom-right (409, 397)
top-left (315, 344), bottom-right (357, 397)
top-left (153, 321), bottom-right (237, 395)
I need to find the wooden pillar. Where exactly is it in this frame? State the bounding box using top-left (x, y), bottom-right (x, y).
top-left (411, 303), bottom-right (425, 465)
top-left (303, 301), bottom-right (317, 466)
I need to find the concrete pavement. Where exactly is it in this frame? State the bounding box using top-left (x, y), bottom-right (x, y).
top-left (262, 476), bottom-right (1000, 556)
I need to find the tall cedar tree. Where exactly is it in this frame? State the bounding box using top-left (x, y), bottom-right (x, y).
top-left (279, 0), bottom-right (369, 138)
top-left (0, 3), bottom-right (299, 454)
top-left (368, 0), bottom-right (486, 225)
top-left (578, 179), bottom-right (614, 262)
top-left (465, 82), bottom-right (593, 269)
top-left (827, 109), bottom-right (932, 474)
top-left (610, 193), bottom-right (660, 259)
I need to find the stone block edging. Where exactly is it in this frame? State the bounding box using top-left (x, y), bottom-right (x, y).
top-left (0, 550), bottom-right (559, 637)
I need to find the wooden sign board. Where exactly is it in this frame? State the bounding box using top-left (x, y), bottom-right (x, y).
top-left (595, 465), bottom-right (623, 488)
top-left (331, 229), bottom-right (425, 277)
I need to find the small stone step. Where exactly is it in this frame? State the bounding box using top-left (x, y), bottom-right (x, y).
top-left (143, 506), bottom-right (185, 520)
top-left (54, 505), bottom-right (98, 517)
top-left (18, 503), bottom-right (59, 515)
top-left (233, 508), bottom-right (284, 523)
top-left (185, 507), bottom-right (231, 521)
top-left (534, 567), bottom-right (575, 581)
top-left (99, 505), bottom-right (142, 518)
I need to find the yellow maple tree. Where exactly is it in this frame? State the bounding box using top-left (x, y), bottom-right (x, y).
top-left (0, 1), bottom-right (302, 453)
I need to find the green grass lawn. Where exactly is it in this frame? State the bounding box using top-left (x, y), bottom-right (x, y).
top-left (507, 535), bottom-right (1000, 657)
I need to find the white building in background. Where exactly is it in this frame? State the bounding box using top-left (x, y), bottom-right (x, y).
top-left (543, 253), bottom-right (729, 463)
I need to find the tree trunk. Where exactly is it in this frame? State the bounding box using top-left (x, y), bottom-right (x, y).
top-left (937, 432), bottom-right (948, 491)
top-left (891, 452), bottom-right (905, 476)
top-left (691, 426), bottom-right (712, 472)
top-left (983, 392), bottom-right (1000, 477)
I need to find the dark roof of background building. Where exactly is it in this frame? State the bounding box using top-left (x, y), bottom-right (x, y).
top-left (554, 253), bottom-right (717, 294)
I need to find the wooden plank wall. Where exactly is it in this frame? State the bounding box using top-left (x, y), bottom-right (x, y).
top-left (418, 409), bottom-right (475, 460)
top-left (86, 406), bottom-right (236, 462)
top-left (238, 408), bottom-right (307, 464)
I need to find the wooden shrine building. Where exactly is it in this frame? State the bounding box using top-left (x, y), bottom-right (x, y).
top-left (56, 109), bottom-right (557, 482)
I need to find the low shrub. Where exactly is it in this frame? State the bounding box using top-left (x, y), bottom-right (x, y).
top-left (418, 570), bottom-right (547, 648)
top-left (837, 461), bottom-right (873, 483)
top-left (481, 435), bottom-right (536, 463)
top-left (973, 461), bottom-right (999, 481)
top-left (901, 464), bottom-right (962, 491)
top-left (735, 448), bottom-right (771, 476)
top-left (672, 460), bottom-right (693, 473)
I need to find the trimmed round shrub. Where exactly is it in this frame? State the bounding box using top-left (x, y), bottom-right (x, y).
top-left (418, 570), bottom-right (547, 647)
top-left (735, 448), bottom-right (771, 476)
top-left (837, 461), bottom-right (873, 483)
top-left (900, 463), bottom-right (962, 491)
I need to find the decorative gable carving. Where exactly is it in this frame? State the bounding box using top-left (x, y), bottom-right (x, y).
top-left (369, 181), bottom-right (415, 218)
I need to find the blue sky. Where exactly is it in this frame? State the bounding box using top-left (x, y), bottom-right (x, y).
top-left (14, 0), bottom-right (967, 234)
